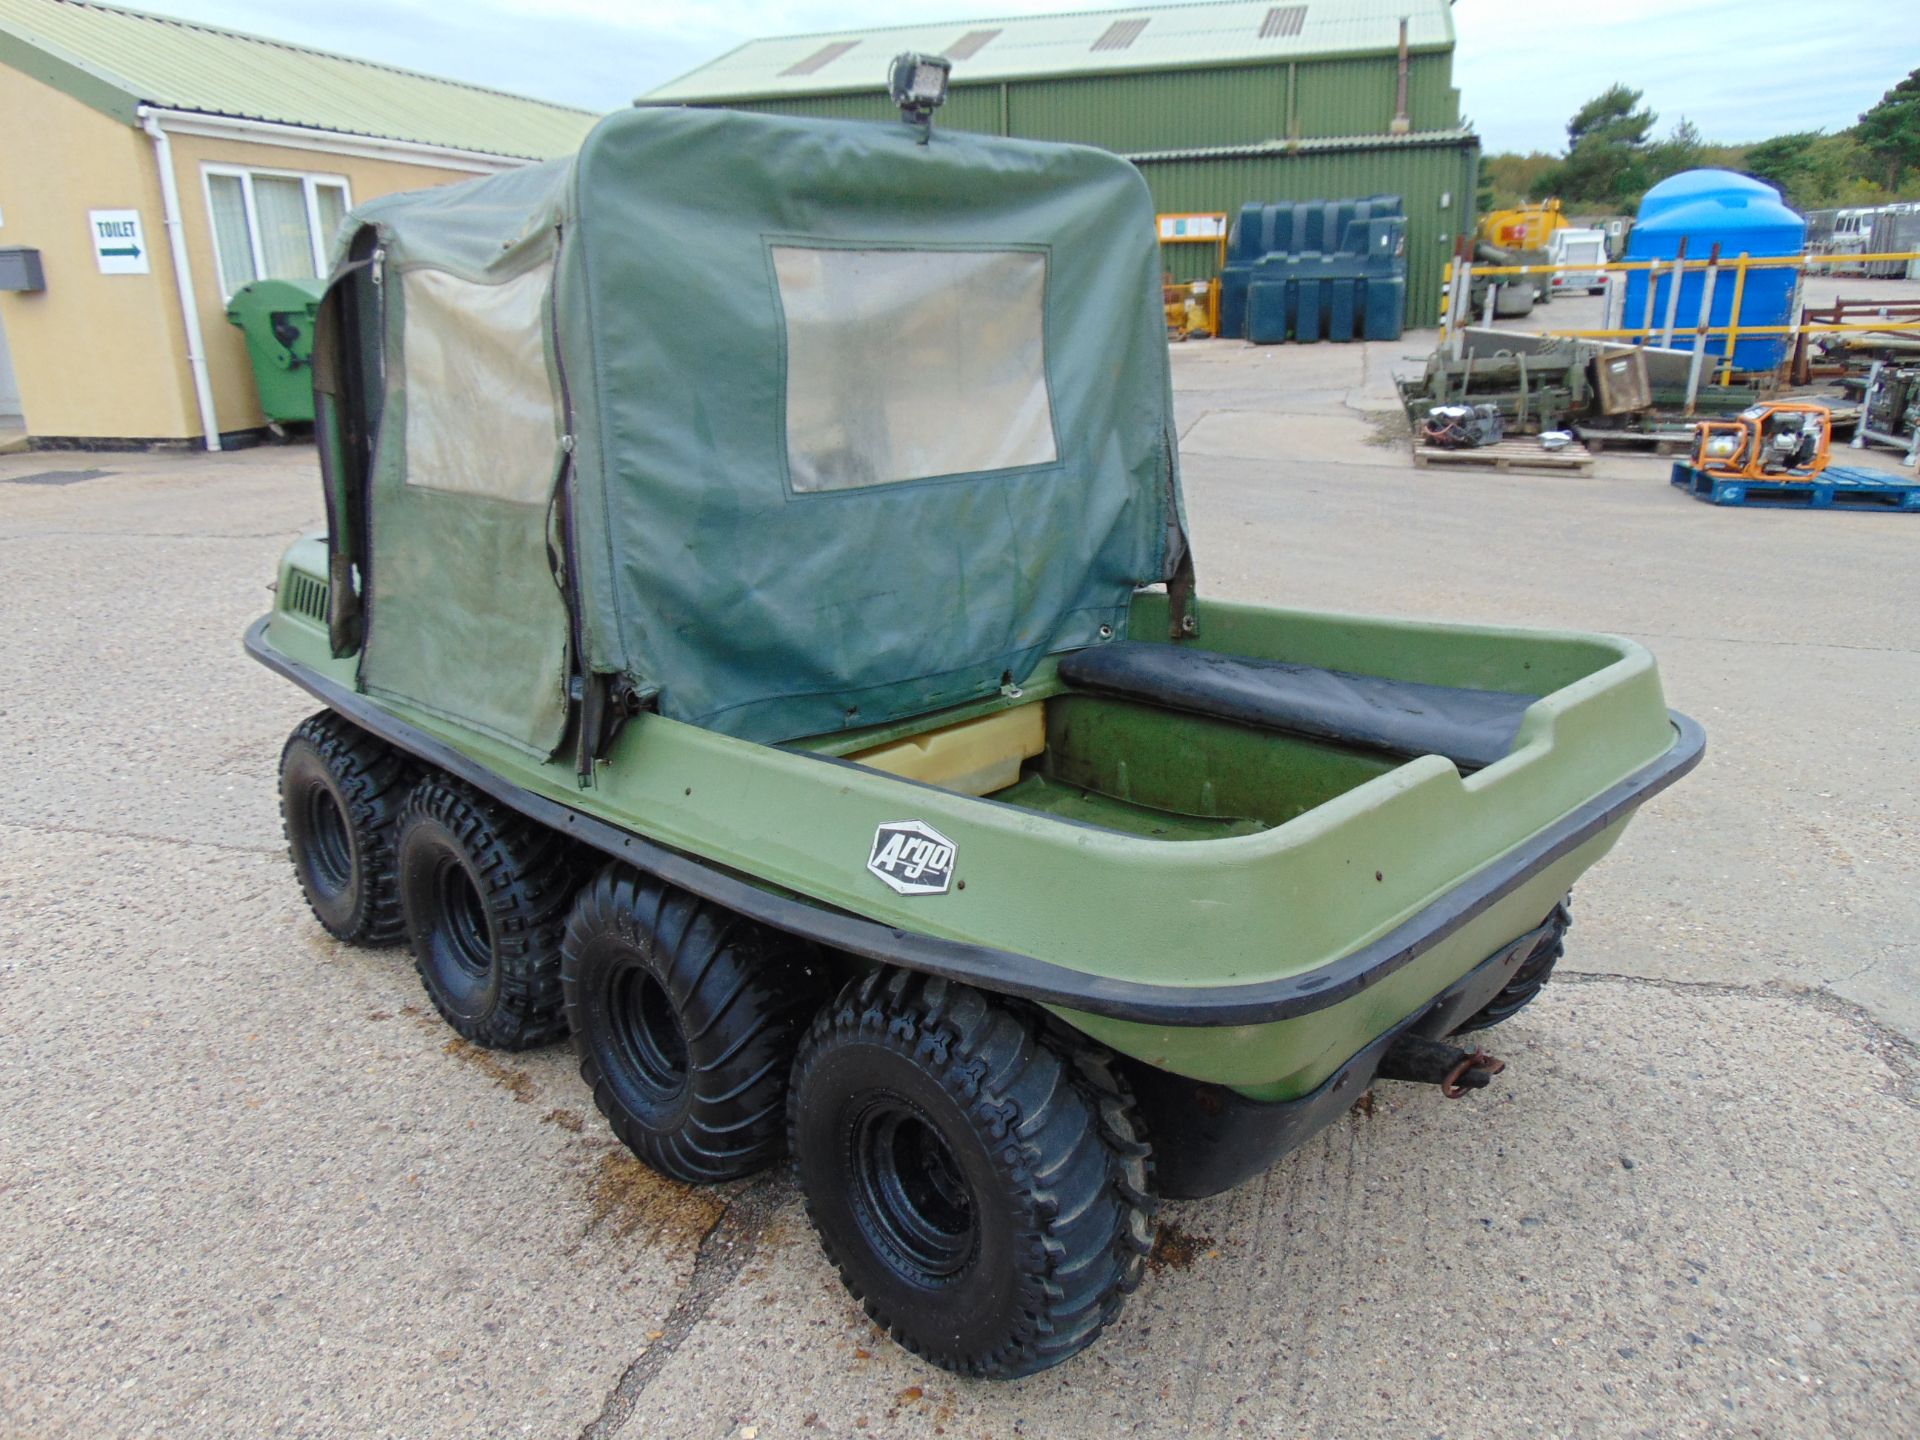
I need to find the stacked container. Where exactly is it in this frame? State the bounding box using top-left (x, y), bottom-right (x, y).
top-left (1218, 196), bottom-right (1408, 344)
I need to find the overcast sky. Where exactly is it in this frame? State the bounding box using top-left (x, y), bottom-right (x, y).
top-left (123, 0), bottom-right (1913, 154)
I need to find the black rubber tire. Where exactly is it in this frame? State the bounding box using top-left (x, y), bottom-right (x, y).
top-left (279, 710), bottom-right (415, 946)
top-left (789, 970), bottom-right (1155, 1379)
top-left (561, 865), bottom-right (826, 1183)
top-left (1454, 900), bottom-right (1572, 1034)
top-left (395, 777), bottom-right (580, 1050)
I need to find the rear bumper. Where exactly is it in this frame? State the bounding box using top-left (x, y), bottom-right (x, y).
top-left (246, 615), bottom-right (1702, 1030)
top-left (1127, 911), bottom-right (1567, 1198)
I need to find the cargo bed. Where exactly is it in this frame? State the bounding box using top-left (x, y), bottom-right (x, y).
top-left (253, 554), bottom-right (1700, 1102)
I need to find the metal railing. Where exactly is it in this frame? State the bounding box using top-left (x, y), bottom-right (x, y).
top-left (1439, 249), bottom-right (1920, 359)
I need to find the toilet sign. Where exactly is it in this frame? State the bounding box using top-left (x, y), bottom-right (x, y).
top-left (89, 209), bottom-right (150, 275)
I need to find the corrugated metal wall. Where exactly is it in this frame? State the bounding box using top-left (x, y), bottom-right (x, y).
top-left (1289, 55), bottom-right (1453, 136)
top-left (1143, 141), bottom-right (1479, 327)
top-left (715, 53), bottom-right (1458, 149)
top-left (706, 52), bottom-right (1473, 327)
top-left (1001, 67), bottom-right (1287, 151)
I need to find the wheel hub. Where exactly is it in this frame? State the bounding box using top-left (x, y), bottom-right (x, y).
top-left (608, 967), bottom-right (689, 1101)
top-left (435, 860), bottom-right (493, 980)
top-left (851, 1101), bottom-right (977, 1281)
top-left (302, 786), bottom-right (353, 897)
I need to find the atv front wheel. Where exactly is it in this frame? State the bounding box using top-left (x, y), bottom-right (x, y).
top-left (395, 778), bottom-right (579, 1050)
top-left (279, 710), bottom-right (415, 945)
top-left (561, 865), bottom-right (824, 1183)
top-left (789, 971), bottom-right (1154, 1378)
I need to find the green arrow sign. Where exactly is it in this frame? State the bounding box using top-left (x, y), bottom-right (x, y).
top-left (90, 209), bottom-right (151, 273)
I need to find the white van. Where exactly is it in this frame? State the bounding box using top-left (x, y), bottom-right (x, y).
top-left (1548, 228), bottom-right (1609, 295)
top-left (1829, 209), bottom-right (1873, 255)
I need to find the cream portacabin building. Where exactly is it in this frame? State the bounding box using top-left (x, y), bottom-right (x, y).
top-left (0, 0), bottom-right (598, 448)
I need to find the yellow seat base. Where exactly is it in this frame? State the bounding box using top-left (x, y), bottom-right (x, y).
top-left (849, 703), bottom-right (1046, 798)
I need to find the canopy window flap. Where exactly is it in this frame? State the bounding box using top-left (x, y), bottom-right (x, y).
top-left (772, 245), bottom-right (1058, 493)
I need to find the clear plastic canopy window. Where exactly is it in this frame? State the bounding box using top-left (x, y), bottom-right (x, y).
top-left (772, 247), bottom-right (1058, 493)
top-left (402, 262), bottom-right (558, 506)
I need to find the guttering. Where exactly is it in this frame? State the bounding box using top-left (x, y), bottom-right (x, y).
top-left (139, 108), bottom-right (221, 453)
top-left (1389, 18), bottom-right (1412, 135)
top-left (1125, 129), bottom-right (1478, 164)
top-left (137, 107), bottom-right (534, 175)
top-left (639, 40), bottom-right (1459, 106)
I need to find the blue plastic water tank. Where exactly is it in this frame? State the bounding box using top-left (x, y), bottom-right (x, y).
top-left (1623, 170), bottom-right (1805, 371)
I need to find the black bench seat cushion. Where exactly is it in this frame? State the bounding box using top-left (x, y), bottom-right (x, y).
top-left (1056, 642), bottom-right (1540, 772)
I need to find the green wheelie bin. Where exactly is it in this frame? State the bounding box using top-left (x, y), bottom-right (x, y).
top-left (225, 276), bottom-right (324, 426)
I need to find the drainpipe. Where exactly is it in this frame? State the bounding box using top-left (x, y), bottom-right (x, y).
top-left (1389, 18), bottom-right (1411, 135)
top-left (139, 107), bottom-right (221, 451)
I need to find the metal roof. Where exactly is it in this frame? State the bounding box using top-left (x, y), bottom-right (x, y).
top-left (0, 0), bottom-right (599, 161)
top-left (644, 0), bottom-right (1455, 104)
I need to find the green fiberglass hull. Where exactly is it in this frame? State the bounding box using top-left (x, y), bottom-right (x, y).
top-left (254, 536), bottom-right (1699, 1106)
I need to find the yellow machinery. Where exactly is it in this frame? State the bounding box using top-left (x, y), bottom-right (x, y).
top-left (1690, 402), bottom-right (1832, 481)
top-left (1478, 199), bottom-right (1568, 253)
top-left (1157, 212), bottom-right (1226, 340)
top-left (1163, 278), bottom-right (1216, 340)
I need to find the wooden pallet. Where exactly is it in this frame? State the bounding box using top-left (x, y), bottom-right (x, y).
top-left (1578, 427), bottom-right (1695, 456)
top-left (1412, 436), bottom-right (1594, 474)
top-left (1669, 461), bottom-right (1920, 511)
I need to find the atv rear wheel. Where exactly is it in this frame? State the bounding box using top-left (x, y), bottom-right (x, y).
top-left (561, 865), bottom-right (824, 1183)
top-left (789, 971), bottom-right (1155, 1378)
top-left (279, 710), bottom-right (415, 945)
top-left (1454, 900), bottom-right (1571, 1034)
top-left (395, 777), bottom-right (579, 1050)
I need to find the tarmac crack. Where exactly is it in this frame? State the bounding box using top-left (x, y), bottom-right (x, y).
top-left (0, 815), bottom-right (278, 856)
top-left (0, 528), bottom-right (302, 543)
top-left (1556, 969), bottom-right (1920, 1103)
top-left (1176, 406), bottom-right (1216, 441)
top-left (1604, 626), bottom-right (1919, 658)
top-left (578, 1171), bottom-right (795, 1440)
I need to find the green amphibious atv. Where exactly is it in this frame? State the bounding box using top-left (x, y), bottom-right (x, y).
top-left (251, 102), bottom-right (1701, 1377)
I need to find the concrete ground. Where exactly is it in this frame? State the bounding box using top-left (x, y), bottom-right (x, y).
top-left (1, 335), bottom-right (1916, 1439)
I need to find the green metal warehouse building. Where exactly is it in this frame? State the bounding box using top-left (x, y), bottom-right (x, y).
top-left (644, 0), bottom-right (1479, 327)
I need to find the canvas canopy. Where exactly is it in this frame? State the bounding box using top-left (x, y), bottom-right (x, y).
top-left (327, 105), bottom-right (1188, 755)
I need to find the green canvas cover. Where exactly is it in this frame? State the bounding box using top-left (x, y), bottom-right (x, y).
top-left (336, 105), bottom-right (1187, 750)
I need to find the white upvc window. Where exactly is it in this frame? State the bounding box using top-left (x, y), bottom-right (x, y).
top-left (201, 164), bottom-right (351, 300)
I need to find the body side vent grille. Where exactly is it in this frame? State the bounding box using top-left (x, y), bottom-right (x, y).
top-left (282, 570), bottom-right (330, 623)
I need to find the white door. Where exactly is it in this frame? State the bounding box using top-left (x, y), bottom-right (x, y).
top-left (0, 307), bottom-right (22, 425)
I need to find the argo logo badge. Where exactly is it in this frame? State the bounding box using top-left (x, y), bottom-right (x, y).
top-left (866, 820), bottom-right (956, 896)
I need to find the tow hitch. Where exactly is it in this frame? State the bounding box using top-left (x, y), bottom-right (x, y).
top-left (1376, 1034), bottom-right (1506, 1098)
